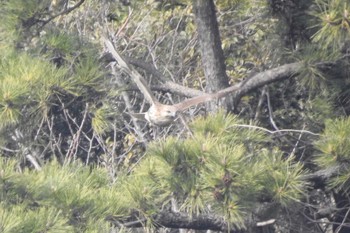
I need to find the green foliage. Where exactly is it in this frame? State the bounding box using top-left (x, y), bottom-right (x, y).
top-left (44, 31), bottom-right (82, 56)
top-left (0, 46), bottom-right (106, 130)
top-left (304, 94), bottom-right (336, 127)
top-left (1, 206), bottom-right (74, 233)
top-left (91, 105), bottom-right (115, 135)
top-left (0, 41), bottom-right (112, 162)
top-left (190, 112), bottom-right (268, 150)
top-left (0, 49), bottom-right (64, 128)
top-left (311, 0), bottom-right (350, 51)
top-left (0, 113), bottom-right (306, 231)
top-left (299, 62), bottom-right (328, 90)
top-left (0, 0), bottom-right (348, 231)
top-left (0, 158), bottom-right (132, 232)
top-left (258, 150), bottom-right (307, 205)
top-left (67, 53), bottom-right (105, 96)
top-left (219, 0), bottom-right (276, 81)
top-left (132, 113), bottom-right (308, 228)
top-left (0, 0), bottom-right (51, 43)
top-left (315, 117), bottom-right (350, 191)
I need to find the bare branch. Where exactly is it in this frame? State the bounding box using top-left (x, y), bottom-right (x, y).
top-left (108, 50), bottom-right (303, 101)
top-left (335, 207), bottom-right (350, 233)
top-left (109, 210), bottom-right (280, 232)
top-left (43, 0), bottom-right (86, 25)
top-left (109, 210), bottom-right (245, 232)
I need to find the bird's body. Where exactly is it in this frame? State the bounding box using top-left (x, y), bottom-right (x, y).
top-left (145, 104), bottom-right (177, 126)
top-left (104, 37), bottom-right (242, 126)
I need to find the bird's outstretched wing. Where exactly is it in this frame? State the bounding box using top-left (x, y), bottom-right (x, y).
top-left (172, 93), bottom-right (216, 111)
top-left (104, 36), bottom-right (247, 126)
top-left (173, 83), bottom-right (242, 111)
top-left (104, 38), bottom-right (158, 105)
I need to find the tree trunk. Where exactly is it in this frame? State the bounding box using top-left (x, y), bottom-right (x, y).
top-left (192, 0), bottom-right (230, 109)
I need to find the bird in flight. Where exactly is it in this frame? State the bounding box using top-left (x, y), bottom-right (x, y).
top-left (104, 38), bottom-right (243, 126)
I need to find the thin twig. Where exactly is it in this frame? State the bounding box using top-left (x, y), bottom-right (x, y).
top-left (230, 124), bottom-right (320, 136)
top-left (256, 219), bottom-right (276, 227)
top-left (109, 64), bottom-right (146, 142)
top-left (26, 154), bottom-right (42, 171)
top-left (335, 207), bottom-right (350, 233)
top-left (0, 146), bottom-right (19, 153)
top-left (66, 103), bottom-right (89, 160)
top-left (115, 9), bottom-right (133, 37)
top-left (46, 116), bottom-right (64, 160)
top-left (85, 132), bottom-right (95, 165)
top-left (265, 88), bottom-right (279, 131)
top-left (254, 86), bottom-right (267, 120)
top-left (290, 124), bottom-right (306, 157)
top-left (34, 116), bottom-right (46, 141)
top-left (43, 0), bottom-right (86, 25)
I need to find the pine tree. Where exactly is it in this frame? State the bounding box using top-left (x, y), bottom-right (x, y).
top-left (0, 0), bottom-right (349, 232)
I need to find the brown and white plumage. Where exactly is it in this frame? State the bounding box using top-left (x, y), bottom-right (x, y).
top-left (104, 38), bottom-right (241, 126)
